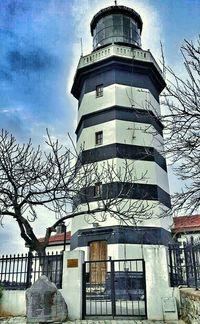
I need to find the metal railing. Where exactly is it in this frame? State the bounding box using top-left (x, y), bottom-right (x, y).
top-left (0, 251), bottom-right (63, 290)
top-left (168, 237), bottom-right (200, 289)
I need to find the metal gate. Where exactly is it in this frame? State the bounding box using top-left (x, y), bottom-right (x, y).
top-left (82, 259), bottom-right (147, 319)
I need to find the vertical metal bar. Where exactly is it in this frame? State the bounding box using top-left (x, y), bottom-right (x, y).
top-left (183, 242), bottom-right (189, 287)
top-left (111, 260), bottom-right (116, 318)
top-left (125, 260), bottom-right (128, 316)
top-left (142, 259), bottom-right (147, 318)
top-left (16, 254), bottom-right (20, 285)
top-left (32, 253), bottom-right (36, 283)
top-left (89, 262), bottom-right (91, 316)
top-left (8, 255), bottom-right (12, 284)
top-left (26, 249), bottom-right (32, 289)
top-left (59, 252), bottom-right (63, 289)
top-left (0, 256), bottom-right (2, 282)
top-left (196, 248), bottom-right (200, 284)
top-left (82, 262), bottom-right (86, 319)
top-left (168, 245), bottom-right (174, 286)
top-left (174, 246), bottom-right (178, 286)
top-left (130, 260), bottom-right (134, 316)
top-left (94, 261), bottom-right (97, 316)
top-left (5, 255), bottom-right (8, 283)
top-left (12, 254), bottom-right (16, 283)
top-left (2, 255), bottom-right (7, 286)
top-left (19, 254), bottom-right (24, 286)
top-left (63, 226), bottom-right (67, 251)
top-left (191, 237), bottom-right (198, 290)
top-left (119, 260), bottom-right (122, 316)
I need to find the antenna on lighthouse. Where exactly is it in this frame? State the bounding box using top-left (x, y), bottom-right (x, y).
top-left (80, 38), bottom-right (83, 57)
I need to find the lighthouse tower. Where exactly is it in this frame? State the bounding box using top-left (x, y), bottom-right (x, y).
top-left (70, 4), bottom-right (172, 260)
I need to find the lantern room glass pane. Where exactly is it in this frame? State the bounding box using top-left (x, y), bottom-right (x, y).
top-left (93, 14), bottom-right (141, 49)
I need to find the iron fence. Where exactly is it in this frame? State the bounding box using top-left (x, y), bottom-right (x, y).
top-left (0, 250), bottom-right (63, 290)
top-left (168, 237), bottom-right (200, 289)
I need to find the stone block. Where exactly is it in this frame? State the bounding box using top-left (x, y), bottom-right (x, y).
top-left (26, 275), bottom-right (68, 323)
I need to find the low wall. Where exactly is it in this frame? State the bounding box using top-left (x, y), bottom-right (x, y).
top-left (0, 290), bottom-right (26, 316)
top-left (180, 288), bottom-right (200, 324)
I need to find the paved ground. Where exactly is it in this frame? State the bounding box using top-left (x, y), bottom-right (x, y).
top-left (0, 318), bottom-right (186, 324)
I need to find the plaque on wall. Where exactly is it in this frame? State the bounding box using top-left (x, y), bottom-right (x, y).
top-left (67, 259), bottom-right (78, 268)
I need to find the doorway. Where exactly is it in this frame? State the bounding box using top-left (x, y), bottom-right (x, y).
top-left (89, 240), bottom-right (107, 283)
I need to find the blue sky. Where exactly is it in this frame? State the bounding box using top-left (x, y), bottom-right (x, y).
top-left (0, 0), bottom-right (199, 254)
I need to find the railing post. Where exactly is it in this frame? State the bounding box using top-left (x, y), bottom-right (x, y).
top-left (183, 241), bottom-right (190, 287)
top-left (110, 260), bottom-right (116, 318)
top-left (191, 237), bottom-right (198, 290)
top-left (142, 259), bottom-right (147, 318)
top-left (82, 262), bottom-right (86, 319)
top-left (168, 244), bottom-right (174, 286)
top-left (26, 249), bottom-right (33, 289)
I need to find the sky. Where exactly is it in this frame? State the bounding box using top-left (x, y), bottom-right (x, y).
top-left (0, 0), bottom-right (199, 254)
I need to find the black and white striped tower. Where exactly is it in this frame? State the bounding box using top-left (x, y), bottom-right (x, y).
top-left (70, 5), bottom-right (172, 259)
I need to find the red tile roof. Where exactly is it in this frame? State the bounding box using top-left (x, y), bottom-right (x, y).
top-left (173, 215), bottom-right (200, 232)
top-left (39, 231), bottom-right (71, 243)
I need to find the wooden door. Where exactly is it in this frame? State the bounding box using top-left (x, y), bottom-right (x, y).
top-left (89, 241), bottom-right (107, 283)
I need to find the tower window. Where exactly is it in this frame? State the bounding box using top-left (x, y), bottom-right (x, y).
top-left (94, 182), bottom-right (102, 197)
top-left (95, 131), bottom-right (103, 145)
top-left (96, 84), bottom-right (103, 97)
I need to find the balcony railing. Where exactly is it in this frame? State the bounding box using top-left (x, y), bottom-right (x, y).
top-left (77, 44), bottom-right (163, 77)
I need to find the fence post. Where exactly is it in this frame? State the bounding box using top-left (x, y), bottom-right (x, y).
top-left (183, 241), bottom-right (190, 287)
top-left (110, 260), bottom-right (116, 318)
top-left (191, 237), bottom-right (198, 290)
top-left (82, 262), bottom-right (86, 319)
top-left (168, 244), bottom-right (174, 286)
top-left (26, 249), bottom-right (33, 289)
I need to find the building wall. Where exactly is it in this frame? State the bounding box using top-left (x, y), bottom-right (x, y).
top-left (75, 157), bottom-right (168, 192)
top-left (78, 84), bottom-right (160, 124)
top-left (77, 121), bottom-right (163, 151)
top-left (71, 201), bottom-right (171, 235)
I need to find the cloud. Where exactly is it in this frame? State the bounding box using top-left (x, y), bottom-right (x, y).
top-left (0, 107), bottom-right (22, 114)
top-left (0, 69), bottom-right (12, 81)
top-left (6, 0), bottom-right (29, 17)
top-left (0, 221), bottom-right (27, 255)
top-left (7, 48), bottom-right (57, 73)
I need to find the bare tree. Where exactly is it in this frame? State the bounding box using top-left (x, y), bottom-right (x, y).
top-left (0, 129), bottom-right (154, 254)
top-left (161, 36), bottom-right (200, 215)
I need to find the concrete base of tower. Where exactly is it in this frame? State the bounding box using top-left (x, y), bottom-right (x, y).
top-left (71, 226), bottom-right (179, 321)
top-left (70, 226), bottom-right (178, 321)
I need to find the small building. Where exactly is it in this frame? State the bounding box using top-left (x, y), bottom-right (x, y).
top-left (45, 231), bottom-right (71, 253)
top-left (39, 224), bottom-right (71, 253)
top-left (172, 215), bottom-right (200, 244)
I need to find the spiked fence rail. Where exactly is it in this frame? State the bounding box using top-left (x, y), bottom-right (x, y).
top-left (168, 237), bottom-right (200, 290)
top-left (0, 250), bottom-right (63, 290)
